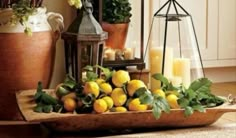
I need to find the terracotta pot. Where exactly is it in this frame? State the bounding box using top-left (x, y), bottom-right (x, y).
top-left (102, 22), bottom-right (129, 49)
top-left (0, 8), bottom-right (64, 120)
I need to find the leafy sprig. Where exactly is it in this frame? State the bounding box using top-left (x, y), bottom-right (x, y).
top-left (134, 87), bottom-right (170, 119)
top-left (34, 82), bottom-right (60, 113)
top-left (152, 73), bottom-right (225, 117)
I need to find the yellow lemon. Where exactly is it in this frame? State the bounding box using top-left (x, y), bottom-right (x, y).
top-left (112, 70), bottom-right (130, 87)
top-left (152, 89), bottom-right (166, 98)
top-left (111, 88), bottom-right (127, 106)
top-left (128, 98), bottom-right (148, 111)
top-left (64, 97), bottom-right (77, 112)
top-left (166, 94), bottom-right (180, 109)
top-left (96, 78), bottom-right (105, 85)
top-left (102, 96), bottom-right (114, 109)
top-left (100, 83), bottom-right (113, 95)
top-left (127, 80), bottom-right (147, 97)
top-left (93, 99), bottom-right (108, 113)
top-left (83, 81), bottom-right (100, 98)
top-left (61, 92), bottom-right (77, 102)
top-left (115, 107), bottom-right (127, 112)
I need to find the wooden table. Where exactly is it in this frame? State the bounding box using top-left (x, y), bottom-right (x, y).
top-left (0, 82), bottom-right (235, 138)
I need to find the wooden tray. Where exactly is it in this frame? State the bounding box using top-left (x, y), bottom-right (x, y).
top-left (16, 89), bottom-right (236, 132)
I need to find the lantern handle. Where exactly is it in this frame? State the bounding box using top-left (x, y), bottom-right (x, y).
top-left (154, 0), bottom-right (190, 16)
top-left (173, 0), bottom-right (190, 15)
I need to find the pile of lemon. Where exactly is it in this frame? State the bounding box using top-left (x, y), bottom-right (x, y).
top-left (58, 70), bottom-right (179, 114)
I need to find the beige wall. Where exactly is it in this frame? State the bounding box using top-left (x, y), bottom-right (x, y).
top-left (44, 1), bottom-right (76, 88)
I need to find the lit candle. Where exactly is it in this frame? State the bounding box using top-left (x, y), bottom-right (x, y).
top-left (149, 47), bottom-right (173, 90)
top-left (105, 48), bottom-right (115, 60)
top-left (124, 48), bottom-right (134, 60)
top-left (173, 58), bottom-right (191, 88)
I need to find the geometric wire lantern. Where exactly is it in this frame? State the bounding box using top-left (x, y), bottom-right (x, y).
top-left (146, 0), bottom-right (205, 90)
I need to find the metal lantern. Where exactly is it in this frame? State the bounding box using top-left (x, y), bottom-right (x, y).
top-left (62, 0), bottom-right (108, 82)
top-left (147, 0), bottom-right (205, 90)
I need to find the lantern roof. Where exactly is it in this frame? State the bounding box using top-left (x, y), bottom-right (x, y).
top-left (78, 0), bottom-right (103, 35)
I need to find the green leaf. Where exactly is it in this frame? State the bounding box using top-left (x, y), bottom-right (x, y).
top-left (37, 81), bottom-right (43, 92)
top-left (156, 97), bottom-right (170, 113)
top-left (82, 94), bottom-right (96, 105)
top-left (41, 93), bottom-right (58, 105)
top-left (184, 106), bottom-right (194, 117)
top-left (63, 75), bottom-right (77, 89)
top-left (86, 71), bottom-right (98, 81)
top-left (54, 104), bottom-right (63, 113)
top-left (178, 98), bottom-right (189, 108)
top-left (189, 78), bottom-right (212, 94)
top-left (83, 65), bottom-right (94, 71)
top-left (56, 86), bottom-right (70, 97)
top-left (95, 65), bottom-right (113, 81)
top-left (34, 104), bottom-right (43, 113)
top-left (152, 73), bottom-right (169, 86)
top-left (197, 92), bottom-right (210, 100)
top-left (139, 92), bottom-right (154, 105)
top-left (34, 81), bottom-right (43, 102)
top-left (152, 103), bottom-right (162, 119)
top-left (133, 87), bottom-right (148, 97)
top-left (34, 92), bottom-right (42, 102)
top-left (186, 89), bottom-right (197, 101)
top-left (192, 105), bottom-right (206, 113)
top-left (43, 105), bottom-right (53, 113)
top-left (165, 90), bottom-right (179, 96)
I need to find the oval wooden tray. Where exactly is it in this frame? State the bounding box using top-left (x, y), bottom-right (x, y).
top-left (16, 89), bottom-right (236, 132)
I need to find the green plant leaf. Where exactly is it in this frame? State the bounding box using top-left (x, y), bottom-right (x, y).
top-left (41, 93), bottom-right (58, 105)
top-left (184, 106), bottom-right (194, 117)
top-left (156, 97), bottom-right (170, 113)
top-left (86, 71), bottom-right (98, 81)
top-left (34, 81), bottom-right (43, 102)
top-left (83, 65), bottom-right (94, 72)
top-left (37, 81), bottom-right (43, 92)
top-left (34, 104), bottom-right (43, 113)
top-left (54, 104), bottom-right (63, 113)
top-left (186, 89), bottom-right (197, 101)
top-left (139, 92), bottom-right (154, 105)
top-left (82, 93), bottom-right (96, 105)
top-left (43, 105), bottom-right (53, 113)
top-left (178, 98), bottom-right (189, 108)
top-left (152, 102), bottom-right (162, 119)
top-left (133, 87), bottom-right (148, 97)
top-left (192, 105), bottom-right (206, 113)
top-left (189, 78), bottom-right (212, 94)
top-left (63, 75), bottom-right (77, 89)
top-left (95, 65), bottom-right (113, 81)
top-left (56, 86), bottom-right (70, 97)
top-left (152, 73), bottom-right (169, 86)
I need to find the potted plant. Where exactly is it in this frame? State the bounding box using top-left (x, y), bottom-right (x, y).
top-left (0, 0), bottom-right (68, 120)
top-left (102, 0), bottom-right (132, 49)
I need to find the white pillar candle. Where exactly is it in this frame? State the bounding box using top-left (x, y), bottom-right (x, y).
top-left (150, 56), bottom-right (162, 90)
top-left (105, 49), bottom-right (116, 60)
top-left (173, 58), bottom-right (191, 88)
top-left (169, 76), bottom-right (182, 87)
top-left (149, 47), bottom-right (173, 90)
top-left (124, 48), bottom-right (134, 60)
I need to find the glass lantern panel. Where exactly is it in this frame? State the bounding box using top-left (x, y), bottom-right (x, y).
top-left (148, 15), bottom-right (204, 90)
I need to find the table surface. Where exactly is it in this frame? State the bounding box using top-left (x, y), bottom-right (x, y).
top-left (0, 82), bottom-right (236, 138)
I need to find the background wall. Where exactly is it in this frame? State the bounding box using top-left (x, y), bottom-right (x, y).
top-left (44, 1), bottom-right (76, 88)
top-left (45, 0), bottom-right (235, 88)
